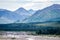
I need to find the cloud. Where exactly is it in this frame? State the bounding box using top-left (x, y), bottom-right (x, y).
top-left (31, 2), bottom-right (53, 10)
top-left (31, 0), bottom-right (49, 2)
top-left (0, 0), bottom-right (60, 11)
top-left (1, 0), bottom-right (60, 3)
top-left (0, 0), bottom-right (17, 1)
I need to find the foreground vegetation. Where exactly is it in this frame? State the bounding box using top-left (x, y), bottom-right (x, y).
top-left (0, 21), bottom-right (60, 35)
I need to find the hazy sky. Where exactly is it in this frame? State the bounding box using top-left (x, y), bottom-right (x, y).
top-left (0, 0), bottom-right (60, 11)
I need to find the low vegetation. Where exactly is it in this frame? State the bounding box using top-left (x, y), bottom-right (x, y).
top-left (0, 21), bottom-right (60, 35)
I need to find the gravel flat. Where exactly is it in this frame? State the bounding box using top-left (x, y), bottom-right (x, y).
top-left (0, 35), bottom-right (60, 40)
top-left (0, 31), bottom-right (60, 40)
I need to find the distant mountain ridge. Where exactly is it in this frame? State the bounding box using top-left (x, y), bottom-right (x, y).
top-left (24, 4), bottom-right (60, 23)
top-left (0, 17), bottom-right (14, 24)
top-left (0, 9), bottom-right (22, 24)
top-left (0, 8), bottom-right (36, 24)
top-left (15, 8), bottom-right (30, 15)
top-left (0, 4), bottom-right (60, 24)
top-left (28, 9), bottom-right (36, 14)
top-left (14, 8), bottom-right (33, 22)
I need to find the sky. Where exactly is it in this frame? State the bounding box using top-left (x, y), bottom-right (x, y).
top-left (0, 0), bottom-right (60, 11)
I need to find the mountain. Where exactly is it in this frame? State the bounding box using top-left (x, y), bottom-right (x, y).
top-left (0, 9), bottom-right (22, 24)
top-left (28, 9), bottom-right (36, 14)
top-left (14, 8), bottom-right (31, 21)
top-left (0, 17), bottom-right (14, 24)
top-left (24, 4), bottom-right (60, 23)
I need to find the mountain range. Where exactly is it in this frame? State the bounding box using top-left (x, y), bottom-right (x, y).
top-left (24, 4), bottom-right (60, 23)
top-left (28, 9), bottom-right (36, 15)
top-left (14, 8), bottom-right (35, 22)
top-left (15, 8), bottom-right (31, 19)
top-left (0, 8), bottom-right (35, 24)
top-left (0, 4), bottom-right (60, 24)
top-left (0, 9), bottom-right (22, 24)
